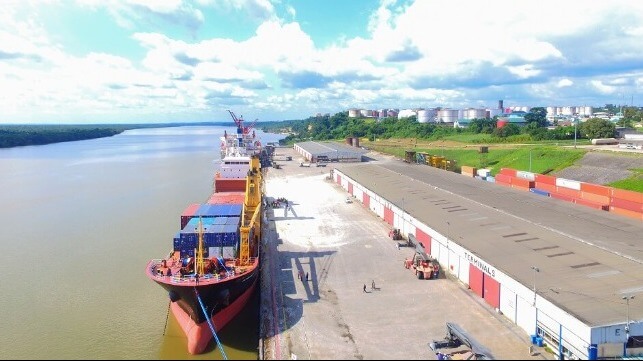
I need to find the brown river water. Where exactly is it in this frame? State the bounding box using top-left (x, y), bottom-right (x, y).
top-left (0, 126), bottom-right (282, 359)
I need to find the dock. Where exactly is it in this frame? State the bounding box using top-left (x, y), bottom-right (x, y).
top-left (259, 147), bottom-right (552, 360)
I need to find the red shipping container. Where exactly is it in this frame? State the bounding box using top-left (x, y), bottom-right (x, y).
top-left (580, 191), bottom-right (610, 205)
top-left (535, 182), bottom-right (557, 193)
top-left (609, 206), bottom-right (643, 221)
top-left (611, 188), bottom-right (643, 203)
top-left (556, 186), bottom-right (582, 198)
top-left (511, 178), bottom-right (534, 188)
top-left (495, 173), bottom-right (513, 185)
top-left (207, 192), bottom-right (245, 205)
top-left (499, 168), bottom-right (517, 177)
top-left (580, 183), bottom-right (611, 197)
top-left (512, 185), bottom-right (531, 191)
top-left (574, 198), bottom-right (609, 211)
top-left (181, 203), bottom-right (201, 229)
top-left (535, 174), bottom-right (556, 185)
top-left (610, 197), bottom-right (643, 213)
top-left (551, 192), bottom-right (575, 203)
top-left (214, 178), bottom-right (246, 192)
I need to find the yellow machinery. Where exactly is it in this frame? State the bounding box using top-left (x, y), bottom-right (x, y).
top-left (239, 155), bottom-right (262, 266)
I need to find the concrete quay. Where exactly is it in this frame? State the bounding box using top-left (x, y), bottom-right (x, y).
top-left (259, 147), bottom-right (552, 360)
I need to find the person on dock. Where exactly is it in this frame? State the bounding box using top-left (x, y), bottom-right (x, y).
top-left (371, 280), bottom-right (375, 290)
top-left (363, 284), bottom-right (367, 293)
top-left (305, 272), bottom-right (309, 281)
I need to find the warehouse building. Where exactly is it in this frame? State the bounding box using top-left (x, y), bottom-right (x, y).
top-left (293, 141), bottom-right (367, 163)
top-left (332, 161), bottom-right (642, 360)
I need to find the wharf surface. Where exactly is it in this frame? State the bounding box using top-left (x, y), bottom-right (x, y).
top-left (259, 147), bottom-right (552, 360)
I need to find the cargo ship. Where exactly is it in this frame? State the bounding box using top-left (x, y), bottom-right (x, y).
top-left (145, 111), bottom-right (267, 354)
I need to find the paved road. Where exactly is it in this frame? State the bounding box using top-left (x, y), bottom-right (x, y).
top-left (259, 148), bottom-right (552, 360)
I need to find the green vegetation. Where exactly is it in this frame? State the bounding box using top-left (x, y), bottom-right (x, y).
top-left (0, 122), bottom-right (229, 148)
top-left (366, 141), bottom-right (586, 176)
top-left (608, 168), bottom-right (643, 192)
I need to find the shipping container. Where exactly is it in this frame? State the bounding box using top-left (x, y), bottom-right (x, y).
top-left (574, 198), bottom-right (609, 211)
top-left (207, 192), bottom-right (245, 205)
top-left (495, 173), bottom-right (512, 185)
top-left (609, 206), bottom-right (643, 221)
top-left (516, 170), bottom-right (536, 181)
top-left (511, 177), bottom-right (534, 189)
top-left (486, 176), bottom-right (495, 183)
top-left (556, 186), bottom-right (581, 198)
top-left (555, 178), bottom-right (581, 190)
top-left (580, 183), bottom-right (611, 197)
top-left (529, 188), bottom-right (550, 197)
top-left (550, 192), bottom-right (575, 203)
top-left (180, 203), bottom-right (201, 229)
top-left (610, 197), bottom-right (643, 213)
top-left (580, 191), bottom-right (610, 205)
top-left (499, 168), bottom-right (517, 177)
top-left (534, 174), bottom-right (556, 185)
top-left (611, 188), bottom-right (643, 203)
top-left (534, 182), bottom-right (557, 194)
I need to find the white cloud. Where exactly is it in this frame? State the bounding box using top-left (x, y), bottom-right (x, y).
top-left (557, 79), bottom-right (573, 88)
top-left (590, 80), bottom-right (616, 94)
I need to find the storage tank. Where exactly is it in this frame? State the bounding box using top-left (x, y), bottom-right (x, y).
top-left (348, 109), bottom-right (360, 118)
top-left (378, 109), bottom-right (388, 118)
top-left (583, 106), bottom-right (593, 116)
top-left (360, 109), bottom-right (373, 117)
top-left (497, 118), bottom-right (508, 128)
top-left (463, 108), bottom-right (487, 119)
top-left (387, 110), bottom-right (398, 118)
top-left (547, 107), bottom-right (556, 116)
top-left (417, 109), bottom-right (437, 123)
top-left (352, 137), bottom-right (360, 147)
top-left (437, 109), bottom-right (459, 123)
top-left (398, 109), bottom-right (416, 119)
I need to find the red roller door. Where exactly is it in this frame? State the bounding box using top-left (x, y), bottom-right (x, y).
top-left (384, 207), bottom-right (394, 225)
top-left (415, 228), bottom-right (431, 254)
top-left (363, 193), bottom-right (370, 208)
top-left (348, 182), bottom-right (353, 195)
top-left (483, 274), bottom-right (500, 309)
top-left (336, 174), bottom-right (341, 184)
top-left (469, 264), bottom-right (483, 298)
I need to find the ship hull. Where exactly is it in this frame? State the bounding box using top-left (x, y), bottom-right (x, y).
top-left (169, 272), bottom-right (259, 354)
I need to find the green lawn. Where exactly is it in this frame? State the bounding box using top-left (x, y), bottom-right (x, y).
top-left (608, 169), bottom-right (643, 192)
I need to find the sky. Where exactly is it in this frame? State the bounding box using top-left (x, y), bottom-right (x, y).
top-left (1, 0), bottom-right (642, 124)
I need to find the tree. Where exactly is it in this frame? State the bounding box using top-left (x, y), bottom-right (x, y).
top-left (493, 123), bottom-right (520, 138)
top-left (524, 107), bottom-right (548, 127)
top-left (579, 118), bottom-right (615, 139)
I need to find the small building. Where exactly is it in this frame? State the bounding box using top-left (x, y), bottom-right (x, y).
top-left (293, 141), bottom-right (368, 163)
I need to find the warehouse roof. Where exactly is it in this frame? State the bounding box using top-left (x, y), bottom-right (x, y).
top-left (294, 141), bottom-right (368, 157)
top-left (336, 160), bottom-right (643, 327)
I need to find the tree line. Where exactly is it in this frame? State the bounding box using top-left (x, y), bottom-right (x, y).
top-left (0, 125), bottom-right (128, 148)
top-left (262, 107), bottom-right (625, 145)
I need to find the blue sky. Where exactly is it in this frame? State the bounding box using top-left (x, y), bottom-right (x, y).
top-left (1, 0), bottom-right (642, 124)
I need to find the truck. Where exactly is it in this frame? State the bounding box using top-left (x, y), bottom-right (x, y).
top-left (404, 234), bottom-right (439, 279)
top-left (299, 161), bottom-right (311, 167)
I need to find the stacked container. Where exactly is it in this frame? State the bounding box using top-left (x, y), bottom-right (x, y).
top-left (609, 188), bottom-right (643, 220)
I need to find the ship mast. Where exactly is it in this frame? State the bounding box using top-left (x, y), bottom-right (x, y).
top-left (195, 217), bottom-right (205, 276)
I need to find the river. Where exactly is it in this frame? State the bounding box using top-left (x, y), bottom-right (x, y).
top-left (0, 126), bottom-right (283, 359)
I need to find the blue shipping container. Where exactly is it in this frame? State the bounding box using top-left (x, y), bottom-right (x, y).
top-left (530, 188), bottom-right (550, 197)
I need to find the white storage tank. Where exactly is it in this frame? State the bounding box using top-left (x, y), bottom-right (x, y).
top-left (360, 109), bottom-right (373, 117)
top-left (378, 109), bottom-right (388, 118)
top-left (417, 109), bottom-right (437, 123)
top-left (437, 109), bottom-right (459, 123)
top-left (348, 109), bottom-right (360, 118)
top-left (547, 107), bottom-right (556, 116)
top-left (398, 109), bottom-right (417, 119)
top-left (463, 108), bottom-right (487, 119)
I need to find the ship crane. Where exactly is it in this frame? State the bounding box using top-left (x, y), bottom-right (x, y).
top-left (227, 110), bottom-right (256, 135)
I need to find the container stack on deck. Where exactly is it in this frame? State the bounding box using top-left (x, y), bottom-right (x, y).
top-left (175, 203), bottom-right (244, 258)
top-left (490, 168), bottom-right (642, 220)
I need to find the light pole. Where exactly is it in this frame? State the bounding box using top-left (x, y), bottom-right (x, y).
top-left (623, 295), bottom-right (634, 353)
top-left (531, 266), bottom-right (539, 306)
top-left (573, 119), bottom-right (577, 149)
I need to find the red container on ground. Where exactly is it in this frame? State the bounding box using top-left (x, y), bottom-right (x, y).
top-left (580, 191), bottom-right (610, 205)
top-left (511, 178), bottom-right (534, 189)
top-left (499, 168), bottom-right (517, 177)
top-left (574, 198), bottom-right (609, 211)
top-left (580, 183), bottom-right (611, 197)
top-left (495, 173), bottom-right (513, 185)
top-left (610, 197), bottom-right (643, 213)
top-left (556, 187), bottom-right (581, 198)
top-left (535, 182), bottom-right (557, 193)
top-left (534, 174), bottom-right (556, 185)
top-left (609, 206), bottom-right (643, 221)
top-left (611, 188), bottom-right (643, 203)
top-left (550, 192), bottom-right (575, 203)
